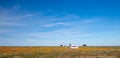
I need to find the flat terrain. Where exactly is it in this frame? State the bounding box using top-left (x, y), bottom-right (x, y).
top-left (0, 46), bottom-right (120, 58)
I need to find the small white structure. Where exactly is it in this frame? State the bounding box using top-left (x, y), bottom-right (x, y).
top-left (70, 45), bottom-right (78, 49)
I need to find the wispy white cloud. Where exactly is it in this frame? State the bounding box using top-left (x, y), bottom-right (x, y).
top-left (42, 22), bottom-right (70, 27)
top-left (1, 5), bottom-right (97, 28)
top-left (81, 18), bottom-right (98, 24)
top-left (83, 19), bottom-right (93, 24)
top-left (0, 22), bottom-right (24, 26)
top-left (34, 14), bottom-right (81, 25)
top-left (17, 28), bottom-right (93, 40)
top-left (10, 28), bottom-right (94, 46)
top-left (0, 5), bottom-right (41, 26)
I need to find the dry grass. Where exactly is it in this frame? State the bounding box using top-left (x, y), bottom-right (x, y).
top-left (0, 46), bottom-right (120, 58)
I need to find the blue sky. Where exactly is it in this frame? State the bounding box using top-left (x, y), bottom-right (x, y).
top-left (0, 0), bottom-right (120, 46)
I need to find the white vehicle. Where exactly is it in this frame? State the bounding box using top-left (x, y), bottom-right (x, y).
top-left (70, 45), bottom-right (78, 49)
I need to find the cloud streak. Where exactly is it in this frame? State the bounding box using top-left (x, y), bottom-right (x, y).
top-left (0, 6), bottom-right (42, 26)
top-left (17, 28), bottom-right (94, 40)
top-left (0, 22), bottom-right (24, 26)
top-left (42, 22), bottom-right (70, 27)
top-left (0, 5), bottom-right (109, 46)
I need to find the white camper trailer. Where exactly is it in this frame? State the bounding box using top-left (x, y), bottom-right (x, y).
top-left (70, 45), bottom-right (78, 49)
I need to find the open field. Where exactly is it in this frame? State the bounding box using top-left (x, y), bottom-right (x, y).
top-left (0, 46), bottom-right (120, 58)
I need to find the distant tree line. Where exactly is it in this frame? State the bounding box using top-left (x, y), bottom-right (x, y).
top-left (60, 44), bottom-right (87, 47)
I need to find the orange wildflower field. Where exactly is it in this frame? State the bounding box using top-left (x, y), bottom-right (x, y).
top-left (0, 46), bottom-right (120, 58)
